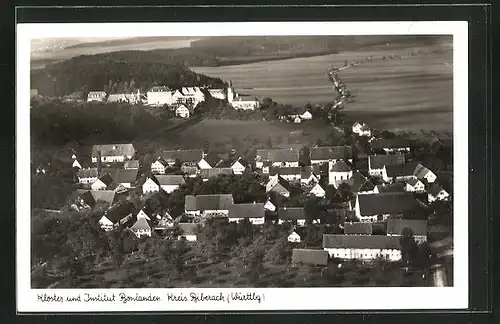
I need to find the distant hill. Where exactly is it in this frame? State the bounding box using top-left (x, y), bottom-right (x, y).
top-left (30, 50), bottom-right (227, 97)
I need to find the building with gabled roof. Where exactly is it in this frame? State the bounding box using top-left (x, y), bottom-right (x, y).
top-left (287, 227), bottom-right (307, 243)
top-left (427, 184), bottom-right (450, 203)
top-left (199, 168), bottom-right (233, 181)
top-left (269, 166), bottom-right (302, 182)
top-left (91, 174), bottom-right (116, 191)
top-left (300, 165), bottom-right (321, 185)
top-left (310, 146), bottom-right (354, 165)
top-left (230, 157), bottom-right (249, 175)
top-left (308, 183), bottom-right (326, 198)
top-left (107, 92), bottom-right (141, 104)
top-left (77, 167), bottom-right (99, 184)
top-left (343, 222), bottom-right (373, 235)
top-left (278, 207), bottom-right (306, 227)
top-left (405, 178), bottom-right (426, 193)
top-left (328, 160), bottom-right (353, 188)
top-left (266, 176), bottom-right (292, 198)
top-left (352, 122), bottom-right (371, 137)
top-left (386, 219), bottom-right (428, 243)
top-left (374, 183), bottom-right (406, 194)
top-left (101, 168), bottom-right (138, 188)
top-left (124, 160), bottom-right (139, 170)
top-left (184, 194), bottom-right (234, 218)
top-left (198, 152), bottom-right (223, 169)
top-left (228, 203), bottom-right (265, 224)
top-left (292, 249), bottom-right (329, 266)
top-left (177, 223), bottom-right (199, 241)
top-left (208, 88), bottom-right (227, 100)
top-left (162, 149), bottom-right (203, 167)
top-left (322, 234), bottom-right (402, 261)
top-left (98, 201), bottom-right (134, 231)
top-left (151, 157), bottom-right (169, 175)
top-left (255, 148), bottom-right (300, 169)
top-left (355, 192), bottom-right (423, 222)
top-left (343, 171), bottom-right (375, 195)
top-left (129, 217), bottom-right (152, 238)
top-left (91, 144), bottom-right (135, 163)
top-left (368, 154), bottom-right (405, 177)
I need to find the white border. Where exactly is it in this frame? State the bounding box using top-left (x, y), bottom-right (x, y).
top-left (16, 21), bottom-right (468, 312)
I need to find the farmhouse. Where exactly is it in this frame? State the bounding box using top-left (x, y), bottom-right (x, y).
top-left (322, 234), bottom-right (402, 261)
top-left (374, 183), bottom-right (406, 194)
top-left (175, 104), bottom-right (193, 118)
top-left (328, 160), bottom-right (353, 188)
top-left (101, 168), bottom-right (139, 188)
top-left (177, 223), bottom-right (199, 241)
top-left (355, 192), bottom-right (423, 222)
top-left (368, 154), bottom-right (406, 177)
top-left (150, 157), bottom-right (169, 174)
top-left (91, 144), bottom-right (135, 163)
top-left (230, 157), bottom-right (249, 175)
top-left (386, 219), bottom-right (428, 243)
top-left (269, 166), bottom-right (302, 182)
top-left (255, 148), bottom-right (300, 169)
top-left (200, 168), bottom-right (233, 181)
top-left (124, 160), bottom-right (139, 170)
top-left (344, 171), bottom-right (375, 195)
top-left (129, 217), bottom-right (152, 238)
top-left (310, 146), bottom-right (354, 165)
top-left (184, 194), bottom-right (234, 218)
top-left (405, 178), bottom-right (426, 193)
top-left (77, 168), bottom-right (99, 184)
top-left (428, 184), bottom-right (450, 203)
top-left (278, 207), bottom-right (306, 227)
top-left (343, 222), bottom-right (373, 235)
top-left (87, 91), bottom-right (107, 102)
top-left (98, 202), bottom-right (134, 231)
top-left (292, 249), bottom-right (329, 266)
top-left (266, 176), bottom-right (292, 198)
top-left (198, 152), bottom-right (223, 169)
top-left (370, 138), bottom-right (411, 154)
top-left (162, 149), bottom-right (204, 167)
top-left (352, 122), bottom-right (371, 137)
top-left (228, 203), bottom-right (265, 225)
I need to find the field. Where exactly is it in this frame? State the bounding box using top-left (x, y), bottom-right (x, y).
top-left (192, 39), bottom-right (453, 131)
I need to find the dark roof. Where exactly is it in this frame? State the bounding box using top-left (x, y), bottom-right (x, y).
top-left (202, 152), bottom-right (223, 167)
top-left (267, 176), bottom-right (292, 193)
top-left (346, 171), bottom-right (374, 193)
top-left (269, 166), bottom-right (302, 176)
top-left (153, 156), bottom-right (168, 167)
top-left (101, 168), bottom-right (138, 184)
top-left (104, 201), bottom-right (134, 224)
top-left (162, 149), bottom-right (203, 163)
top-left (184, 194), bottom-right (234, 211)
top-left (97, 174), bottom-right (114, 186)
top-left (326, 209), bottom-right (355, 224)
top-left (178, 223), bottom-right (199, 236)
top-left (124, 160), bottom-right (140, 169)
top-left (375, 183), bottom-right (406, 193)
top-left (256, 148), bottom-right (299, 163)
top-left (89, 190), bottom-right (116, 204)
top-left (300, 165), bottom-right (320, 179)
top-left (156, 175), bottom-right (185, 186)
top-left (77, 168), bottom-right (98, 178)
top-left (290, 227), bottom-right (308, 239)
top-left (310, 146), bottom-right (353, 160)
top-left (413, 164), bottom-right (434, 179)
top-left (279, 207), bottom-right (306, 220)
top-left (371, 138), bottom-right (410, 150)
top-left (231, 157), bottom-right (249, 167)
top-left (323, 234), bottom-right (401, 249)
top-left (428, 184), bottom-right (447, 196)
top-left (368, 154), bottom-right (406, 170)
top-left (76, 190), bottom-right (96, 208)
top-left (344, 222), bottom-right (373, 235)
top-left (357, 192), bottom-right (422, 216)
top-left (330, 160), bottom-right (352, 172)
top-left (406, 178), bottom-right (422, 186)
top-left (200, 168), bottom-right (233, 179)
top-left (229, 203), bottom-right (265, 219)
top-left (384, 163), bottom-right (419, 178)
top-left (292, 249), bottom-right (329, 266)
top-left (91, 144), bottom-right (135, 158)
top-left (386, 219), bottom-right (428, 236)
top-left (130, 217), bottom-right (151, 231)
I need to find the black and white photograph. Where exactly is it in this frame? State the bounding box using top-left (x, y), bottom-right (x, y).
top-left (17, 21), bottom-right (469, 312)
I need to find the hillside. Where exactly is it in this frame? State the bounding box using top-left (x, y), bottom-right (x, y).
top-left (30, 51), bottom-right (227, 97)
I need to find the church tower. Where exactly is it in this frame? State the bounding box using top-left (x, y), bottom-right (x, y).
top-left (227, 79), bottom-right (234, 103)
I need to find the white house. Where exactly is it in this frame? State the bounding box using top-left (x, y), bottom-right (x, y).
top-left (91, 174), bottom-right (115, 191)
top-left (129, 217), bottom-right (152, 238)
top-left (264, 198), bottom-right (277, 212)
top-left (287, 227), bottom-right (307, 243)
top-left (230, 158), bottom-right (248, 175)
top-left (184, 194), bottom-right (234, 218)
top-left (300, 166), bottom-right (320, 185)
top-left (198, 152), bottom-right (223, 169)
top-left (227, 81), bottom-right (260, 110)
top-left (310, 146), bottom-right (354, 165)
top-left (87, 91), bottom-right (107, 102)
top-left (405, 178), bottom-right (426, 193)
top-left (91, 144), bottom-right (135, 163)
top-left (147, 86), bottom-right (173, 106)
top-left (309, 183), bottom-right (326, 198)
top-left (98, 202), bottom-right (134, 231)
top-left (368, 154), bottom-right (406, 177)
top-left (157, 175), bottom-right (186, 193)
top-left (175, 104), bottom-right (192, 118)
top-left (328, 160), bottom-right (353, 187)
top-left (428, 184), bottom-right (450, 203)
top-left (228, 203), bottom-right (265, 225)
top-left (151, 157), bottom-right (168, 175)
top-left (136, 209), bottom-right (152, 221)
top-left (300, 110), bottom-right (313, 120)
top-left (352, 122), bottom-right (371, 137)
top-left (77, 168), bottom-right (99, 184)
top-left (255, 148), bottom-right (300, 169)
top-left (72, 159), bottom-right (82, 169)
top-left (322, 234), bottom-right (402, 261)
top-left (142, 176), bottom-right (160, 194)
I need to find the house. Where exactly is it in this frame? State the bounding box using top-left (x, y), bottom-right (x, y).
top-left (310, 146), bottom-right (354, 165)
top-left (292, 249), bottom-right (329, 266)
top-left (328, 160), bottom-right (353, 188)
top-left (352, 122), bottom-right (371, 137)
top-left (175, 104), bottom-right (192, 118)
top-left (300, 110), bottom-right (313, 120)
top-left (91, 174), bottom-right (115, 191)
top-left (142, 174), bottom-right (185, 194)
top-left (255, 148), bottom-right (300, 169)
top-left (181, 165), bottom-right (199, 178)
top-left (87, 91), bottom-right (107, 102)
top-left (150, 157), bottom-right (168, 174)
top-left (308, 183), bottom-right (326, 198)
top-left (428, 184), bottom-right (450, 203)
top-left (370, 138), bottom-right (411, 154)
top-left (200, 168), bottom-right (233, 181)
top-left (230, 157), bottom-right (249, 175)
top-left (129, 217), bottom-right (152, 238)
top-left (177, 223), bottom-right (199, 241)
top-left (198, 152), bottom-right (223, 169)
top-left (208, 89), bottom-right (227, 100)
top-left (374, 183), bottom-right (406, 194)
top-left (136, 208), bottom-right (152, 221)
top-left (382, 162), bottom-right (420, 183)
top-left (179, 86), bottom-right (206, 107)
top-left (72, 159), bottom-right (82, 169)
top-left (278, 207), bottom-right (306, 226)
top-left (290, 115), bottom-right (302, 124)
top-left (322, 234), bottom-right (402, 261)
top-left (266, 176), bottom-right (292, 198)
top-left (155, 212), bottom-right (175, 230)
top-left (368, 154), bottom-right (406, 177)
top-left (98, 202), bottom-right (134, 231)
top-left (264, 198), bottom-right (277, 212)
top-left (227, 82), bottom-right (260, 110)
top-left (269, 166), bottom-right (302, 182)
top-left (71, 190), bottom-right (95, 211)
top-left (77, 168), bottom-right (99, 184)
top-left (101, 168), bottom-right (139, 188)
top-left (106, 92), bottom-right (141, 104)
top-left (300, 165), bottom-right (321, 185)
top-left (386, 219), bottom-right (428, 243)
top-left (228, 203), bottom-right (265, 225)
top-left (344, 171), bottom-right (375, 195)
top-left (124, 160), bottom-right (139, 170)
top-left (184, 194), bottom-right (234, 218)
top-left (162, 149), bottom-right (204, 167)
top-left (147, 86), bottom-right (173, 106)
top-left (413, 164), bottom-right (437, 183)
top-left (142, 176), bottom-right (161, 194)
top-left (343, 222), bottom-right (373, 235)
top-left (405, 178), bottom-right (426, 193)
top-left (355, 192), bottom-right (423, 222)
top-left (91, 144), bottom-right (135, 163)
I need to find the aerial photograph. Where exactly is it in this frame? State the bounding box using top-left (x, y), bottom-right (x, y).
top-left (30, 35), bottom-right (453, 289)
